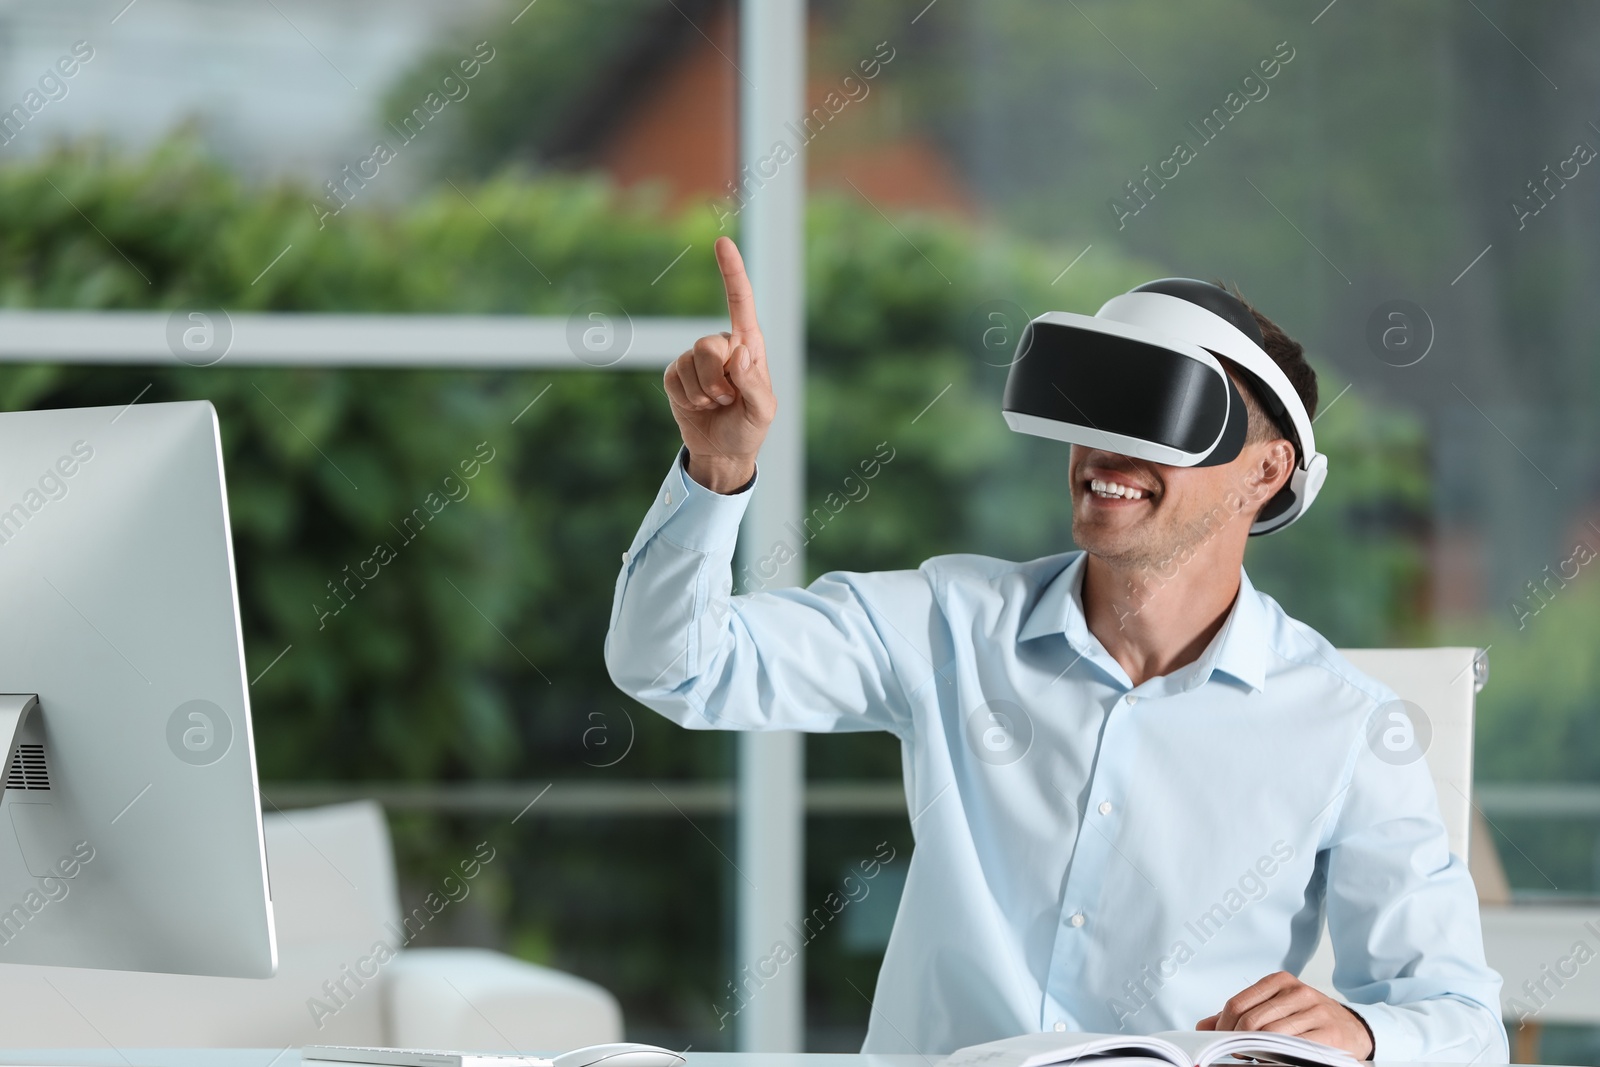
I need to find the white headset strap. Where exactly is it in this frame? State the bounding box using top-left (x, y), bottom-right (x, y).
top-left (1095, 290), bottom-right (1319, 470)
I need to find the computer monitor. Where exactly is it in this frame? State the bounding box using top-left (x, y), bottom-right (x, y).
top-left (0, 399), bottom-right (276, 977)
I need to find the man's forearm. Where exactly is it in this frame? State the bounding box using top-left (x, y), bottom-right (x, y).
top-left (604, 450), bottom-right (750, 719)
top-left (1351, 994), bottom-right (1508, 1063)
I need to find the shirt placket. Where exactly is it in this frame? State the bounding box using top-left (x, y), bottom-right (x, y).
top-left (1041, 687), bottom-right (1139, 1031)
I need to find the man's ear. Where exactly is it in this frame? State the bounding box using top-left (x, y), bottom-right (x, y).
top-left (1247, 438), bottom-right (1297, 505)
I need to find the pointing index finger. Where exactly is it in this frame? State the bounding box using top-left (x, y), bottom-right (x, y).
top-left (714, 236), bottom-right (761, 337)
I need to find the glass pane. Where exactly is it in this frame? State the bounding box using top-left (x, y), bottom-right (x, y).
top-left (0, 0), bottom-right (741, 1052)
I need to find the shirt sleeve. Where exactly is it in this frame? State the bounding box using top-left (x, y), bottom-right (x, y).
top-left (603, 446), bottom-right (931, 739)
top-left (1322, 710), bottom-right (1510, 1063)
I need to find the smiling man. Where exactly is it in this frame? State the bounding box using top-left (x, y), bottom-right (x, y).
top-left (604, 237), bottom-right (1507, 1062)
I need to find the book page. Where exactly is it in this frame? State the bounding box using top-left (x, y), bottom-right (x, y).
top-left (1152, 1030), bottom-right (1361, 1067)
top-left (943, 1031), bottom-right (1186, 1067)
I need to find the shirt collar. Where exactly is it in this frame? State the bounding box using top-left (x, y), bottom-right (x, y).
top-left (1018, 551), bottom-right (1268, 693)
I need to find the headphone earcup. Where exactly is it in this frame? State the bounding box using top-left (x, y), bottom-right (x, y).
top-left (1248, 452), bottom-right (1326, 536)
top-left (1301, 452), bottom-right (1328, 508)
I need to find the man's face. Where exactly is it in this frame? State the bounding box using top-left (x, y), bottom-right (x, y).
top-left (1068, 442), bottom-right (1271, 570)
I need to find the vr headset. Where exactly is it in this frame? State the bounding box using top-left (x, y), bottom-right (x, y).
top-left (1001, 278), bottom-right (1326, 535)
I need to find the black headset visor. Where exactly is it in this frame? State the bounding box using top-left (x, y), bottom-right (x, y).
top-left (1001, 315), bottom-right (1249, 468)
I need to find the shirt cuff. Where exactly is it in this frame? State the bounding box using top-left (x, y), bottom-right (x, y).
top-left (1344, 1001), bottom-right (1420, 1063)
top-left (677, 444), bottom-right (757, 497)
top-left (648, 445), bottom-right (757, 554)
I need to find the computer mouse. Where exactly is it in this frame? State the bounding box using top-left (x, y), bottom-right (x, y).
top-left (550, 1043), bottom-right (686, 1067)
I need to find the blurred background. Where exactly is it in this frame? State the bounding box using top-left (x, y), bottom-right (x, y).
top-left (0, 0), bottom-right (1597, 1058)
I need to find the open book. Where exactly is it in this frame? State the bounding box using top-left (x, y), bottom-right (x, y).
top-left (944, 1029), bottom-right (1362, 1067)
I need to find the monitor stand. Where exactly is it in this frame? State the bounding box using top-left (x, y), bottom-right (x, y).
top-left (0, 694), bottom-right (40, 788)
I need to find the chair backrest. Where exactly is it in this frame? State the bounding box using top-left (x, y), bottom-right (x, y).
top-left (0, 800), bottom-right (401, 1046)
top-left (1337, 646), bottom-right (1485, 860)
top-left (265, 797), bottom-right (403, 947)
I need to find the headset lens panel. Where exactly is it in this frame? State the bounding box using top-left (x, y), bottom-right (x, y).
top-left (1002, 319), bottom-right (1242, 463)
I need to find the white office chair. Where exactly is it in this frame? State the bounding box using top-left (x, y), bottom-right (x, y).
top-left (1298, 648), bottom-right (1600, 1062)
top-left (0, 800), bottom-right (624, 1049)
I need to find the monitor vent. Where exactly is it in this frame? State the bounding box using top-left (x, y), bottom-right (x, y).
top-left (5, 744), bottom-right (50, 790)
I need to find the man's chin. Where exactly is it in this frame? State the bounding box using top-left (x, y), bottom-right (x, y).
top-left (1071, 516), bottom-right (1159, 568)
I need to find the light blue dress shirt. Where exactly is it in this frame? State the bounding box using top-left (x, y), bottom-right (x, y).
top-left (605, 447), bottom-right (1508, 1062)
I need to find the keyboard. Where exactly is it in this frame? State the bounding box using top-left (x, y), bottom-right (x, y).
top-left (302, 1046), bottom-right (554, 1067)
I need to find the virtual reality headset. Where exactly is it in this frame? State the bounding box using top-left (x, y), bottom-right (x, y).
top-left (1001, 278), bottom-right (1327, 535)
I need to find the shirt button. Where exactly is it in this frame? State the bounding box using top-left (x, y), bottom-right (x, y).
top-left (1053, 1022), bottom-right (1067, 1032)
top-left (1069, 912), bottom-right (1085, 927)
top-left (663, 489), bottom-right (672, 505)
top-left (1126, 694), bottom-right (1138, 705)
top-left (621, 551), bottom-right (630, 563)
top-left (1098, 801), bottom-right (1113, 815)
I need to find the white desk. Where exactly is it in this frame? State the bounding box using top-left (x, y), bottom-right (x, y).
top-left (0, 1056), bottom-right (921, 1067)
top-left (0, 1051), bottom-right (1569, 1067)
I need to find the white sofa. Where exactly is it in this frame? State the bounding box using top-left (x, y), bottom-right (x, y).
top-left (0, 800), bottom-right (623, 1049)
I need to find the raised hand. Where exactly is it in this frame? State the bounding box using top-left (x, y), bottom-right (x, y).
top-left (663, 236), bottom-right (777, 493)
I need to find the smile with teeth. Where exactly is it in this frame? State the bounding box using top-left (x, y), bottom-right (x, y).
top-left (1088, 478), bottom-right (1148, 501)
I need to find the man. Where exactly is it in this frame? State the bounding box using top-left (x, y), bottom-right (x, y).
top-left (605, 236), bottom-right (1507, 1061)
